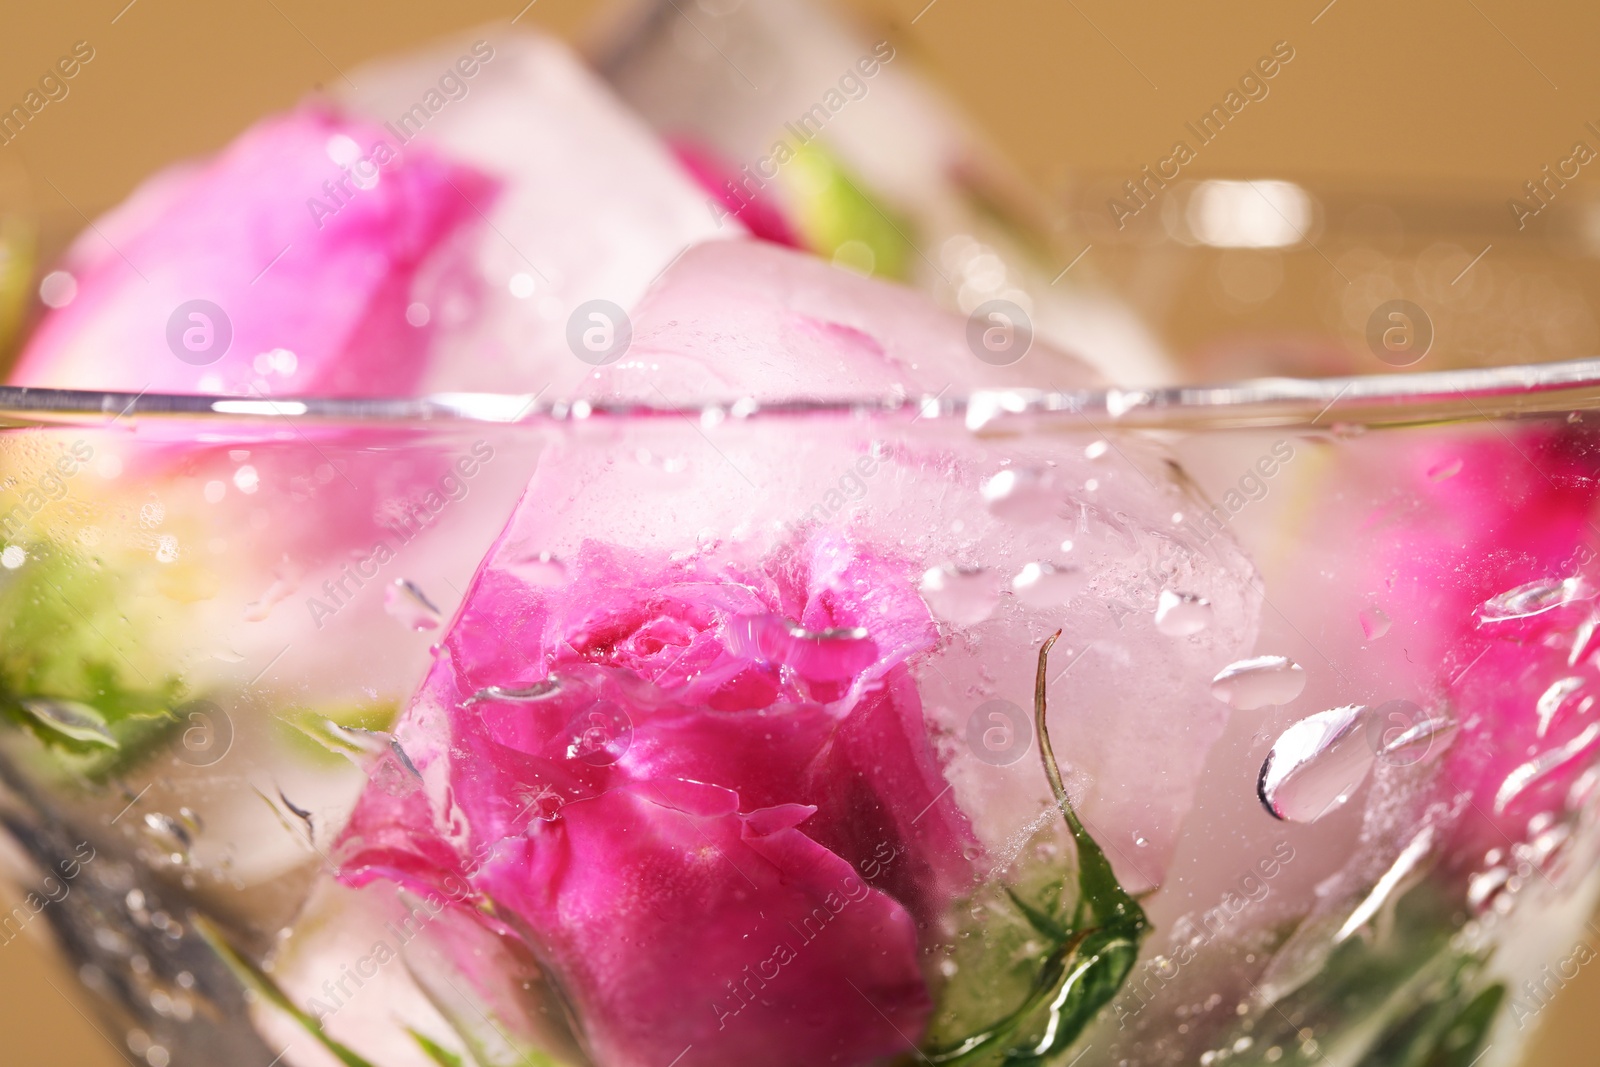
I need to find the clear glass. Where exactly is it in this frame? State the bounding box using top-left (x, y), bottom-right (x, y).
top-left (2, 365), bottom-right (1598, 1067)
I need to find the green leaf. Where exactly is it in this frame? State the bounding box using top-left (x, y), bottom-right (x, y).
top-left (1425, 984), bottom-right (1505, 1067)
top-left (0, 542), bottom-right (190, 778)
top-left (922, 631), bottom-right (1150, 1066)
top-left (1203, 879), bottom-right (1500, 1067)
top-left (1364, 973), bottom-right (1505, 1067)
top-left (409, 1029), bottom-right (470, 1067)
top-left (783, 143), bottom-right (916, 281)
top-left (194, 913), bottom-right (381, 1067)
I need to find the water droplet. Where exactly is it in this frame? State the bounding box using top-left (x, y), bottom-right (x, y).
top-left (1480, 576), bottom-right (1592, 623)
top-left (1258, 705), bottom-right (1374, 823)
top-left (1359, 606), bottom-right (1392, 640)
top-left (1085, 440), bottom-right (1110, 460)
top-left (384, 579), bottom-right (442, 631)
top-left (1536, 676), bottom-right (1588, 738)
top-left (564, 701), bottom-right (634, 767)
top-left (1210, 655), bottom-right (1306, 710)
top-left (920, 564), bottom-right (1001, 626)
top-left (1494, 721), bottom-right (1600, 814)
top-left (1010, 561), bottom-right (1084, 607)
top-left (1426, 458), bottom-right (1463, 482)
top-left (1155, 590), bottom-right (1212, 636)
top-left (980, 467), bottom-right (1064, 524)
top-left (19, 699), bottom-right (118, 748)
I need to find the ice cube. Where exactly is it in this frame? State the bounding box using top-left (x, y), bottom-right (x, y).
top-left (600, 0), bottom-right (1176, 385)
top-left (338, 32), bottom-right (738, 396)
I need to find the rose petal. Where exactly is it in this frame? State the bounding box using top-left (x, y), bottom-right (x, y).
top-left (481, 782), bottom-right (929, 1067)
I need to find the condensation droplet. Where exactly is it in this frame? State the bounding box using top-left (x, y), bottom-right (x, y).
top-left (1211, 655), bottom-right (1306, 710)
top-left (1258, 705), bottom-right (1374, 823)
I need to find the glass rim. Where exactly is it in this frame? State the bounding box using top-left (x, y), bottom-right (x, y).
top-left (3, 357), bottom-right (1600, 433)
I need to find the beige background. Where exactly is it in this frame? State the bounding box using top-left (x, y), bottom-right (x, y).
top-left (3, 0), bottom-right (1600, 1063)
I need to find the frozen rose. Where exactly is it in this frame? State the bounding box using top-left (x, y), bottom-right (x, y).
top-left (10, 105), bottom-right (494, 397)
top-left (336, 240), bottom-right (1262, 1066)
top-left (338, 535), bottom-right (972, 1067)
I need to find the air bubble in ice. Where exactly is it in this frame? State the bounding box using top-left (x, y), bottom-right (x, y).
top-left (1466, 865), bottom-right (1511, 915)
top-left (508, 551), bottom-right (567, 588)
top-left (141, 813), bottom-right (193, 864)
top-left (1010, 561), bottom-right (1084, 607)
top-left (1155, 590), bottom-right (1212, 636)
top-left (980, 468), bottom-right (1064, 524)
top-left (1536, 676), bottom-right (1588, 738)
top-left (1367, 700), bottom-right (1457, 766)
top-left (1494, 722), bottom-right (1600, 814)
top-left (1426, 458), bottom-right (1463, 482)
top-left (1258, 705), bottom-right (1374, 823)
top-left (920, 564), bottom-right (1001, 626)
top-left (1335, 825), bottom-right (1436, 942)
top-left (467, 679), bottom-right (564, 704)
top-left (1480, 577), bottom-right (1592, 623)
top-left (384, 579), bottom-right (443, 631)
top-left (1210, 655), bottom-right (1306, 710)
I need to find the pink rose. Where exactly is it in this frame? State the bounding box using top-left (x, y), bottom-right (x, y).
top-left (671, 139), bottom-right (803, 249)
top-left (10, 105), bottom-right (494, 397)
top-left (1364, 427), bottom-right (1600, 867)
top-left (337, 534), bottom-right (975, 1067)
